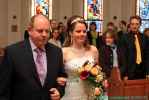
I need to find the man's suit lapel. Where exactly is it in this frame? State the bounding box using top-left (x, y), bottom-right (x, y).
top-left (24, 39), bottom-right (42, 87)
top-left (128, 33), bottom-right (136, 50)
top-left (117, 46), bottom-right (123, 66)
top-left (44, 44), bottom-right (55, 87)
top-left (137, 33), bottom-right (143, 56)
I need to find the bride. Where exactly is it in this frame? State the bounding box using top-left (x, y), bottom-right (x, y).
top-left (59, 15), bottom-right (99, 100)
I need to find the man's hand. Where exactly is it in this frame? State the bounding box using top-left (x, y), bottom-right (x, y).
top-left (123, 76), bottom-right (128, 80)
top-left (57, 77), bottom-right (67, 86)
top-left (146, 75), bottom-right (149, 80)
top-left (49, 88), bottom-right (60, 100)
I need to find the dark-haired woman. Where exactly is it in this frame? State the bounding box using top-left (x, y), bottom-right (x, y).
top-left (61, 15), bottom-right (99, 100)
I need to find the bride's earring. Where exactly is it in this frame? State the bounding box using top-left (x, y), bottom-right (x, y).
top-left (70, 33), bottom-right (73, 45)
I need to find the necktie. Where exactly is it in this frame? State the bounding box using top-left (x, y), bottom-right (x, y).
top-left (111, 47), bottom-right (118, 67)
top-left (35, 48), bottom-right (46, 85)
top-left (134, 34), bottom-right (142, 64)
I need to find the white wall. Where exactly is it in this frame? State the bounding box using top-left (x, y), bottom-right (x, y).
top-left (0, 0), bottom-right (31, 47)
top-left (103, 0), bottom-right (136, 30)
top-left (53, 0), bottom-right (73, 25)
top-left (7, 0), bottom-right (22, 45)
top-left (109, 0), bottom-right (122, 20)
top-left (52, 0), bottom-right (83, 25)
top-left (72, 0), bottom-right (83, 16)
top-left (53, 0), bottom-right (136, 30)
top-left (122, 0), bottom-right (136, 21)
top-left (0, 0), bottom-right (8, 47)
top-left (20, 0), bottom-right (32, 35)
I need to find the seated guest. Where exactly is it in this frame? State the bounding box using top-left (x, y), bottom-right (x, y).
top-left (99, 30), bottom-right (127, 79)
top-left (49, 28), bottom-right (62, 48)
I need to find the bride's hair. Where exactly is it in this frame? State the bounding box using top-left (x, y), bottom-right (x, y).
top-left (63, 15), bottom-right (90, 50)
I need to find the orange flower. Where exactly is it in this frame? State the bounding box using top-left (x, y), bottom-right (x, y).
top-left (94, 87), bottom-right (101, 96)
top-left (90, 67), bottom-right (99, 76)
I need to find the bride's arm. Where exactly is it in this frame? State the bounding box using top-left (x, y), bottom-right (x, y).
top-left (62, 47), bottom-right (67, 63)
top-left (91, 45), bottom-right (99, 64)
top-left (56, 48), bottom-right (67, 86)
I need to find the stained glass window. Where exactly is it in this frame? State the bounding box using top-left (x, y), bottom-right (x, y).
top-left (32, 0), bottom-right (52, 19)
top-left (137, 0), bottom-right (149, 32)
top-left (84, 0), bottom-right (103, 33)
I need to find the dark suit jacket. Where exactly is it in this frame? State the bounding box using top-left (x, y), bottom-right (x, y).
top-left (0, 39), bottom-right (67, 100)
top-left (99, 44), bottom-right (127, 79)
top-left (124, 32), bottom-right (148, 79)
top-left (144, 36), bottom-right (149, 75)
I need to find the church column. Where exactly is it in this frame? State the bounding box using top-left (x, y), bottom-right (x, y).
top-left (7, 0), bottom-right (22, 45)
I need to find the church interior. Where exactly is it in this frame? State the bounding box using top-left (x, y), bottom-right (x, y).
top-left (0, 0), bottom-right (149, 99)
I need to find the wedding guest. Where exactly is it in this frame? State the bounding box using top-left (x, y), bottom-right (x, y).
top-left (49, 28), bottom-right (62, 48)
top-left (87, 22), bottom-right (99, 48)
top-left (107, 22), bottom-right (117, 33)
top-left (58, 22), bottom-right (67, 45)
top-left (99, 30), bottom-right (127, 79)
top-left (143, 28), bottom-right (149, 79)
top-left (143, 28), bottom-right (149, 38)
top-left (124, 16), bottom-right (149, 79)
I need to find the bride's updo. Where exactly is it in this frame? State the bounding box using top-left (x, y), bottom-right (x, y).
top-left (63, 15), bottom-right (90, 49)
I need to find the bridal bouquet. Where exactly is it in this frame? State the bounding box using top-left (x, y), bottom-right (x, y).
top-left (77, 61), bottom-right (108, 100)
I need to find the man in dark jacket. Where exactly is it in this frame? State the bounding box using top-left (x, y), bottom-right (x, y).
top-left (124, 16), bottom-right (149, 79)
top-left (0, 14), bottom-right (67, 100)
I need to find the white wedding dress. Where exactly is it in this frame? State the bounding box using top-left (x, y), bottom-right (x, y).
top-left (61, 56), bottom-right (95, 100)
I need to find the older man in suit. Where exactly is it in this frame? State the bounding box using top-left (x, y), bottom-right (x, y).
top-left (0, 14), bottom-right (67, 100)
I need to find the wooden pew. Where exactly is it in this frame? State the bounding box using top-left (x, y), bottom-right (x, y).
top-left (108, 67), bottom-right (149, 100)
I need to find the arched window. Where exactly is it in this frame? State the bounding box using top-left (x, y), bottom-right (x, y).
top-left (31, 0), bottom-right (52, 19)
top-left (84, 0), bottom-right (103, 33)
top-left (137, 0), bottom-right (149, 32)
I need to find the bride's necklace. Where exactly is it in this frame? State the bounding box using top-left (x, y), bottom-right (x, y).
top-left (70, 46), bottom-right (86, 57)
